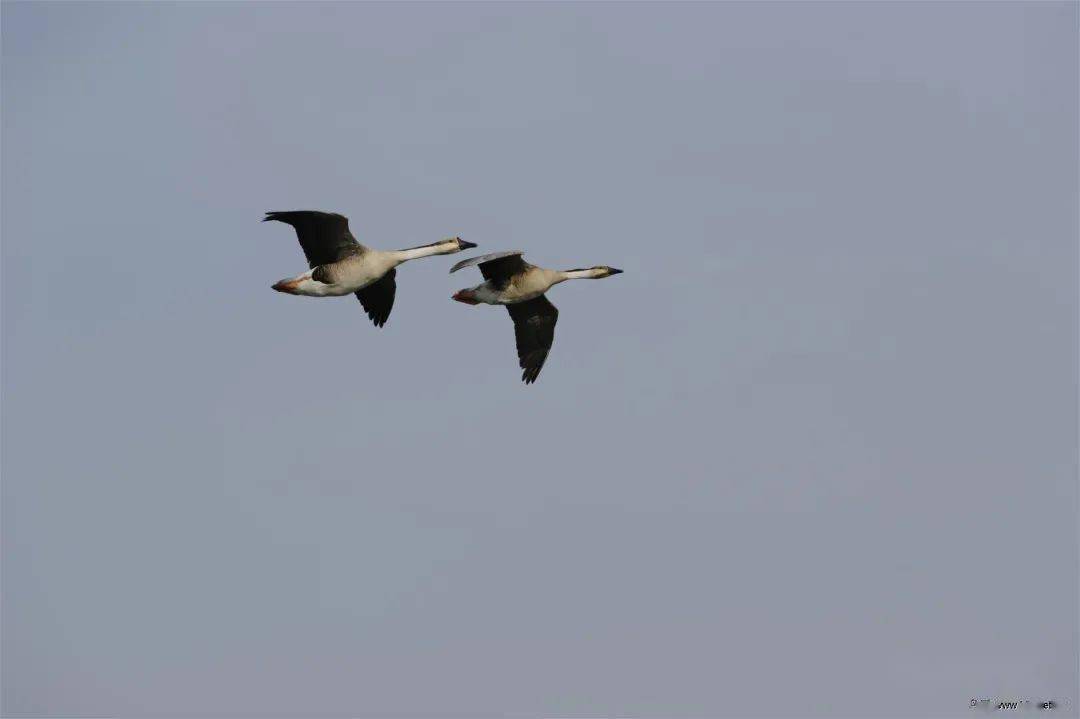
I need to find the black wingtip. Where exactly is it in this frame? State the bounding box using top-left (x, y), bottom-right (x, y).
top-left (367, 309), bottom-right (390, 328)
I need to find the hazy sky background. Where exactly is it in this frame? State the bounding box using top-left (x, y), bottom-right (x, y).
top-left (2, 2), bottom-right (1077, 717)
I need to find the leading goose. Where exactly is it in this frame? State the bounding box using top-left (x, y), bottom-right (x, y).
top-left (264, 210), bottom-right (475, 327)
top-left (450, 251), bottom-right (622, 383)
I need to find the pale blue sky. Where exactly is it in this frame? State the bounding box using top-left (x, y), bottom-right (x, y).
top-left (2, 2), bottom-right (1077, 716)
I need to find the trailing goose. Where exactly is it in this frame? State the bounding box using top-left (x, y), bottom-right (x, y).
top-left (450, 251), bottom-right (622, 383)
top-left (264, 210), bottom-right (475, 327)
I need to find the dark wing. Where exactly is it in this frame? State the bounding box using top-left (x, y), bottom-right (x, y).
top-left (506, 295), bottom-right (559, 384)
top-left (354, 269), bottom-right (396, 328)
top-left (264, 210), bottom-right (365, 267)
top-left (450, 251), bottom-right (527, 284)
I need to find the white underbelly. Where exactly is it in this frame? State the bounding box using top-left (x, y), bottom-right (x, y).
top-left (294, 276), bottom-right (356, 296)
top-left (288, 271), bottom-right (377, 297)
top-left (499, 287), bottom-right (546, 304)
top-left (475, 283), bottom-right (547, 305)
top-left (287, 264), bottom-right (389, 297)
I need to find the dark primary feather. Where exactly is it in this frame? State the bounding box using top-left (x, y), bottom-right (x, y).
top-left (264, 210), bottom-right (364, 267)
top-left (355, 268), bottom-right (396, 328)
top-left (479, 254), bottom-right (530, 287)
top-left (506, 295), bottom-right (558, 384)
top-left (450, 251), bottom-right (527, 285)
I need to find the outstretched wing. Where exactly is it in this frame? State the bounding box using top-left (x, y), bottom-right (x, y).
top-left (506, 295), bottom-right (558, 384)
top-left (450, 251), bottom-right (527, 284)
top-left (264, 210), bottom-right (365, 267)
top-left (355, 269), bottom-right (396, 328)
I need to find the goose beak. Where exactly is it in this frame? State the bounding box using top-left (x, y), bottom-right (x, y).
top-left (457, 238), bottom-right (477, 250)
top-left (608, 268), bottom-right (624, 276)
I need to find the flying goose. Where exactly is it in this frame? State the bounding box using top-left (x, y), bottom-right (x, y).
top-left (450, 251), bottom-right (622, 383)
top-left (264, 210), bottom-right (475, 327)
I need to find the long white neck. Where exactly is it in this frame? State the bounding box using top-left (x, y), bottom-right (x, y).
top-left (554, 267), bottom-right (604, 283)
top-left (389, 240), bottom-right (457, 263)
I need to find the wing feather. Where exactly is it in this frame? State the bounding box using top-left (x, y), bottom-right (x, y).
top-left (506, 295), bottom-right (558, 384)
top-left (449, 251), bottom-right (526, 282)
top-left (264, 210), bottom-right (365, 267)
top-left (354, 269), bottom-right (396, 328)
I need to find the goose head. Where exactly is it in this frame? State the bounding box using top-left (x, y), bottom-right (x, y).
top-left (575, 265), bottom-right (622, 278)
top-left (448, 237), bottom-right (478, 252)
